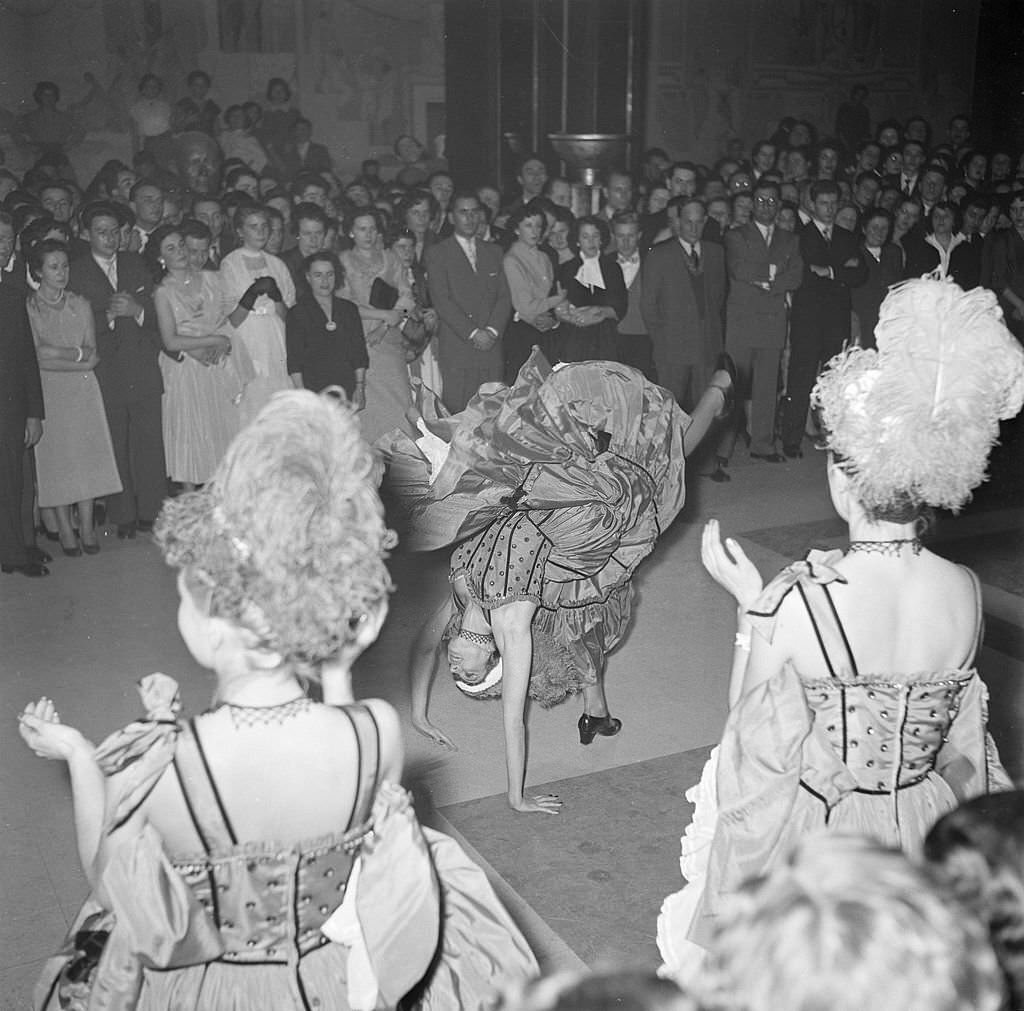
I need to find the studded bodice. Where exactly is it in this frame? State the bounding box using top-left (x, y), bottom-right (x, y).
top-left (158, 705), bottom-right (381, 965)
top-left (172, 823), bottom-right (370, 963)
top-left (802, 672), bottom-right (973, 794)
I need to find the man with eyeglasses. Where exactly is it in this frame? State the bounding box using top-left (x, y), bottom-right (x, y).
top-left (716, 181), bottom-right (803, 467)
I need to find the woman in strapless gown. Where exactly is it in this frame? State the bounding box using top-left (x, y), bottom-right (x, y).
top-left (19, 390), bottom-right (538, 1010)
top-left (657, 278), bottom-right (1024, 982)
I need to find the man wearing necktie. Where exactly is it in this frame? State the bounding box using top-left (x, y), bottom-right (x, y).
top-left (641, 196), bottom-right (726, 411)
top-left (611, 212), bottom-right (655, 378)
top-left (68, 201), bottom-right (165, 538)
top-left (718, 181), bottom-right (804, 467)
top-left (425, 192), bottom-right (511, 412)
top-left (899, 140), bottom-right (925, 197)
top-left (781, 181), bottom-right (867, 457)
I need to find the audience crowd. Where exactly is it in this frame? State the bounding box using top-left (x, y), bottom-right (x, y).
top-left (5, 71), bottom-right (1024, 1011)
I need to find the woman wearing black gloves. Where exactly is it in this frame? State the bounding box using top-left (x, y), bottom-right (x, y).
top-left (218, 205), bottom-right (297, 424)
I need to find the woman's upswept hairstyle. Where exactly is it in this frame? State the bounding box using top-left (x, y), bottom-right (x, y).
top-left (813, 279), bottom-right (1024, 516)
top-left (698, 834), bottom-right (1003, 1011)
top-left (156, 391), bottom-right (396, 675)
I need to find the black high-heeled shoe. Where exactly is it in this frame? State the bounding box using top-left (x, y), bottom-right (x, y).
top-left (578, 713), bottom-right (622, 745)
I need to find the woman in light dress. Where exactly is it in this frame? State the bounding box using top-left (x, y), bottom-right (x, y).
top-left (19, 390), bottom-right (537, 1010)
top-left (146, 222), bottom-right (252, 489)
top-left (218, 206), bottom-right (296, 427)
top-left (657, 279), bottom-right (1024, 982)
top-left (27, 239), bottom-right (121, 555)
top-left (338, 209), bottom-right (416, 444)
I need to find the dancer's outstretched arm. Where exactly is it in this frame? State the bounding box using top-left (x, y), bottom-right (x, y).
top-left (19, 698), bottom-right (106, 885)
top-left (491, 601), bottom-right (562, 815)
top-left (702, 519), bottom-right (794, 707)
top-left (410, 596), bottom-right (459, 749)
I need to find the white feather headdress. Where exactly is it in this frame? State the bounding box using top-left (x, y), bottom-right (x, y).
top-left (812, 279), bottom-right (1024, 514)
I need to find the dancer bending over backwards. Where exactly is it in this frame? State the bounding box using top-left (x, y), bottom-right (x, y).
top-left (383, 349), bottom-right (734, 814)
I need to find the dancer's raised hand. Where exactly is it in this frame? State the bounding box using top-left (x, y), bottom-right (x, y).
top-left (18, 697), bottom-right (91, 761)
top-left (701, 519), bottom-right (763, 612)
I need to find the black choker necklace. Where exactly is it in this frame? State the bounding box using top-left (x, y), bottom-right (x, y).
top-left (215, 694), bottom-right (312, 728)
top-left (847, 538), bottom-right (922, 556)
top-left (455, 627), bottom-right (494, 647)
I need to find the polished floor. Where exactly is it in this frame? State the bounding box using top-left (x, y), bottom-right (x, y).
top-left (2, 446), bottom-right (1022, 1007)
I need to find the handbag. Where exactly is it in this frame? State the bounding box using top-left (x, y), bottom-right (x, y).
top-left (369, 277), bottom-right (400, 310)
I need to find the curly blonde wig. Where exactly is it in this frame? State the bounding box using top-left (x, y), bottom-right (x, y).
top-left (698, 834), bottom-right (1003, 1011)
top-left (813, 279), bottom-right (1024, 515)
top-left (156, 389), bottom-right (396, 675)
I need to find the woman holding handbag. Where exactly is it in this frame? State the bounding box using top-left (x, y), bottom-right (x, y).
top-left (339, 209), bottom-right (417, 444)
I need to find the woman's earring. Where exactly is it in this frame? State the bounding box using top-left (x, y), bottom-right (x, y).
top-left (159, 258), bottom-right (166, 268)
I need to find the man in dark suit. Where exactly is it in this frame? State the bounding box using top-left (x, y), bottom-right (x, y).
top-left (68, 201), bottom-right (166, 538)
top-left (719, 181), bottom-right (803, 465)
top-left (612, 211), bottom-right (655, 378)
top-left (425, 192), bottom-right (512, 413)
top-left (640, 196), bottom-right (726, 411)
top-left (782, 180), bottom-right (868, 457)
top-left (949, 195), bottom-right (991, 291)
top-left (278, 118), bottom-right (332, 183)
top-left (0, 211), bottom-right (49, 576)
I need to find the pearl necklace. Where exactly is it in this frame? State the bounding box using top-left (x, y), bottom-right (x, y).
top-left (36, 288), bottom-right (66, 307)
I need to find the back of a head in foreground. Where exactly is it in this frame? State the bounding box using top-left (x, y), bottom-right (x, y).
top-left (698, 833), bottom-right (1003, 1011)
top-left (500, 969), bottom-right (697, 1011)
top-left (926, 790), bottom-right (1024, 1009)
top-left (156, 389), bottom-right (395, 677)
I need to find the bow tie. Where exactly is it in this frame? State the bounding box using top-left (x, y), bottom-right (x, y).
top-left (618, 254), bottom-right (639, 265)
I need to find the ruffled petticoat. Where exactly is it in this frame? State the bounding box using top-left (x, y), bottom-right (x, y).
top-left (657, 746), bottom-right (718, 987)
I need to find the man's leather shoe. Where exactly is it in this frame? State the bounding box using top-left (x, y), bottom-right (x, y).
top-left (751, 452), bottom-right (786, 463)
top-left (117, 523), bottom-right (137, 540)
top-left (2, 562), bottom-right (49, 577)
top-left (136, 519), bottom-right (155, 534)
top-left (26, 545), bottom-right (52, 564)
top-left (783, 445), bottom-right (804, 459)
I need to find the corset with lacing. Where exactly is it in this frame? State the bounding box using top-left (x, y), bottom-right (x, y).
top-left (803, 671), bottom-right (973, 794)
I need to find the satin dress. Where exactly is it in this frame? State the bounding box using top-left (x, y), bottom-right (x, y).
top-left (34, 675), bottom-right (537, 1010)
top-left (382, 350), bottom-right (692, 704)
top-left (657, 551), bottom-right (1012, 982)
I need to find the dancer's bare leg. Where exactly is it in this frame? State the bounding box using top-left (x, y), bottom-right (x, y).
top-left (582, 676), bottom-right (610, 718)
top-left (682, 368), bottom-right (733, 456)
